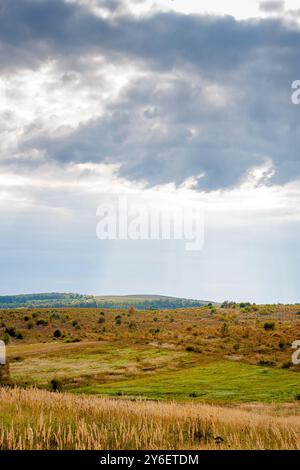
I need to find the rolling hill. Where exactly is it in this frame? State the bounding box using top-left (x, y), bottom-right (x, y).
top-left (0, 293), bottom-right (216, 310)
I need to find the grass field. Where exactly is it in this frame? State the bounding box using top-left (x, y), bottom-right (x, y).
top-left (73, 360), bottom-right (300, 403)
top-left (7, 341), bottom-right (300, 402)
top-left (0, 387), bottom-right (300, 450)
top-left (1, 304), bottom-right (300, 449)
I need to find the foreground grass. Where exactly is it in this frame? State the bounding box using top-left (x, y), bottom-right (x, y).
top-left (73, 360), bottom-right (300, 403)
top-left (0, 387), bottom-right (299, 450)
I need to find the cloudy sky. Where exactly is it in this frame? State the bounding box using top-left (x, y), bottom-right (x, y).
top-left (1, 0), bottom-right (300, 303)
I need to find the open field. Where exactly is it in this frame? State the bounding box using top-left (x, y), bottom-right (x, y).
top-left (0, 387), bottom-right (300, 450)
top-left (1, 304), bottom-right (300, 401)
top-left (1, 304), bottom-right (300, 449)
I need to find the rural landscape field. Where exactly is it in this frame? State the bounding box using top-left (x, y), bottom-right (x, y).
top-left (1, 296), bottom-right (300, 450)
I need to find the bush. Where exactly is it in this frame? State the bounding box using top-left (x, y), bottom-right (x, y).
top-left (220, 323), bottom-right (229, 337)
top-left (2, 333), bottom-right (10, 345)
top-left (149, 328), bottom-right (160, 335)
top-left (27, 321), bottom-right (34, 330)
top-left (264, 322), bottom-right (275, 331)
top-left (5, 327), bottom-right (17, 338)
top-left (16, 332), bottom-right (24, 340)
top-left (98, 317), bottom-right (105, 324)
top-left (51, 313), bottom-right (61, 320)
top-left (115, 318), bottom-right (122, 326)
top-left (53, 329), bottom-right (62, 338)
top-left (258, 360), bottom-right (275, 367)
top-left (282, 361), bottom-right (293, 369)
top-left (50, 379), bottom-right (62, 392)
top-left (36, 319), bottom-right (48, 326)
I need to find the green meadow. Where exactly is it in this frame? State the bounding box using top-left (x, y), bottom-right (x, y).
top-left (72, 360), bottom-right (300, 403)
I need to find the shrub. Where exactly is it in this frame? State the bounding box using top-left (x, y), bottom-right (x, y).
top-left (149, 328), bottom-right (160, 335)
top-left (258, 360), bottom-right (275, 367)
top-left (282, 361), bottom-right (293, 369)
top-left (5, 327), bottom-right (17, 338)
top-left (2, 333), bottom-right (10, 345)
top-left (36, 319), bottom-right (48, 326)
top-left (220, 323), bottom-right (229, 337)
top-left (27, 321), bottom-right (34, 330)
top-left (51, 313), bottom-right (61, 320)
top-left (264, 322), bottom-right (275, 331)
top-left (50, 379), bottom-right (62, 392)
top-left (98, 317), bottom-right (105, 324)
top-left (53, 329), bottom-right (62, 338)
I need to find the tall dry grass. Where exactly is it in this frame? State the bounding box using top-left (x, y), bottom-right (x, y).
top-left (0, 387), bottom-right (299, 450)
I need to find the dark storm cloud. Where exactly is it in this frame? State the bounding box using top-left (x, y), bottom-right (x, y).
top-left (0, 0), bottom-right (298, 73)
top-left (1, 0), bottom-right (300, 190)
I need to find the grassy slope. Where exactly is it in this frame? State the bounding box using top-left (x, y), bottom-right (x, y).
top-left (7, 340), bottom-right (300, 403)
top-left (73, 360), bottom-right (300, 403)
top-left (2, 304), bottom-right (300, 403)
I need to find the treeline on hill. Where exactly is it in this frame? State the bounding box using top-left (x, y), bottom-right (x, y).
top-left (0, 293), bottom-right (96, 309)
top-left (0, 293), bottom-right (211, 310)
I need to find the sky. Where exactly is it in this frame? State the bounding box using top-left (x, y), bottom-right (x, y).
top-left (0, 0), bottom-right (300, 303)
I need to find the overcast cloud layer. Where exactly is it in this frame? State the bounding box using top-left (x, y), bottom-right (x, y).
top-left (0, 0), bottom-right (299, 190)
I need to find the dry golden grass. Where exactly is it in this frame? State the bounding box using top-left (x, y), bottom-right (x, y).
top-left (0, 387), bottom-right (300, 450)
top-left (2, 305), bottom-right (300, 371)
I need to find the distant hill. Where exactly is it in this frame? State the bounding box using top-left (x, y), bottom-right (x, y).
top-left (0, 293), bottom-right (217, 310)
